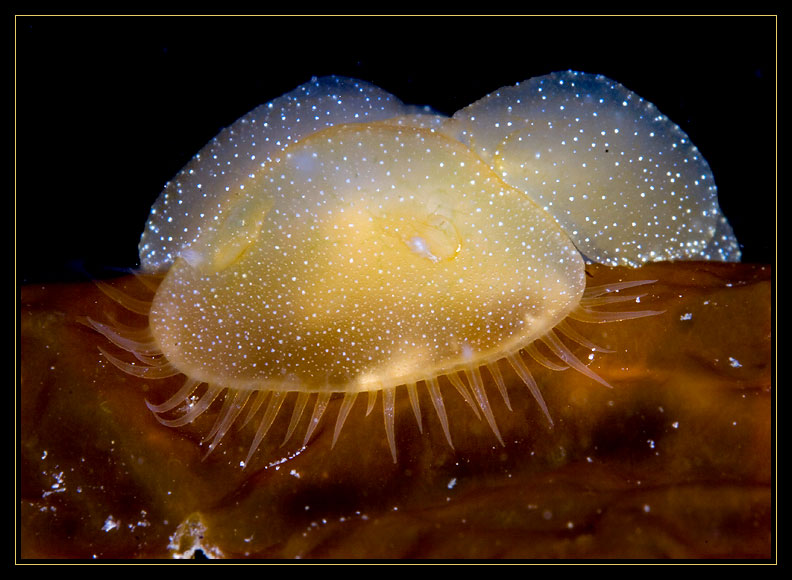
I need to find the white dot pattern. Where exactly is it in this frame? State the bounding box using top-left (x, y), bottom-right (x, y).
top-left (149, 124), bottom-right (583, 392)
top-left (448, 70), bottom-right (740, 265)
top-left (139, 72), bottom-right (740, 394)
top-left (139, 76), bottom-right (423, 272)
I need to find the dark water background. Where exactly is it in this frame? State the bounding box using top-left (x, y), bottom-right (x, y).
top-left (15, 15), bottom-right (776, 283)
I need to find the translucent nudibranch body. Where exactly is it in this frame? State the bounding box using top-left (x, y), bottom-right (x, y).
top-left (93, 72), bottom-right (740, 463)
top-left (447, 73), bottom-right (740, 265)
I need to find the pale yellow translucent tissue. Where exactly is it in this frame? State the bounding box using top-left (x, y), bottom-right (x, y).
top-left (149, 123), bottom-right (584, 392)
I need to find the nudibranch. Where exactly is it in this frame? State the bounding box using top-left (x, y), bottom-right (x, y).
top-left (88, 72), bottom-right (740, 464)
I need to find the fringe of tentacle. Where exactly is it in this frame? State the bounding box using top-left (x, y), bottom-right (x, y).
top-left (85, 274), bottom-right (662, 465)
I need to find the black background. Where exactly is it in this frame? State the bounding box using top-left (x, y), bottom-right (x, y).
top-left (15, 15), bottom-right (777, 283)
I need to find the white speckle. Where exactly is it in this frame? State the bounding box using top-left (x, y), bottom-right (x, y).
top-left (102, 515), bottom-right (120, 532)
top-left (124, 72), bottom-right (739, 466)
